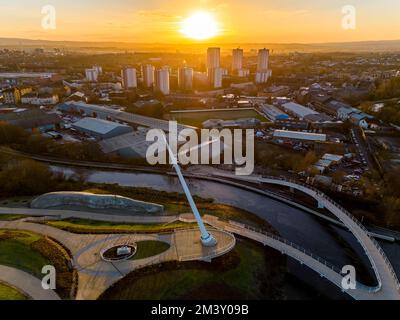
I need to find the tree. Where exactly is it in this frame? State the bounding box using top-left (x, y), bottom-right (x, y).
top-left (0, 122), bottom-right (28, 145)
top-left (0, 159), bottom-right (53, 196)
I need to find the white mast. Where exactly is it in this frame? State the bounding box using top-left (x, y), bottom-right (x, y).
top-left (162, 134), bottom-right (217, 247)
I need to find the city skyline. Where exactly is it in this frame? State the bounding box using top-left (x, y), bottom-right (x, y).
top-left (0, 0), bottom-right (399, 44)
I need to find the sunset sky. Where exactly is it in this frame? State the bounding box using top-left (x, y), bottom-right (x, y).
top-left (0, 0), bottom-right (399, 43)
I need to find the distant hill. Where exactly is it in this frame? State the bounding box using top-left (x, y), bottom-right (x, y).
top-left (0, 37), bottom-right (400, 53)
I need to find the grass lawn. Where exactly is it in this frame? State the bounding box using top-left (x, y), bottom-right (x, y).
top-left (0, 230), bottom-right (74, 299)
top-left (132, 241), bottom-right (170, 260)
top-left (169, 109), bottom-right (268, 127)
top-left (0, 230), bottom-right (51, 278)
top-left (0, 283), bottom-right (28, 300)
top-left (45, 219), bottom-right (197, 234)
top-left (100, 239), bottom-right (286, 300)
top-left (0, 214), bottom-right (26, 221)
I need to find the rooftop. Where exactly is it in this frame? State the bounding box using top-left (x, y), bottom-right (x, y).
top-left (0, 109), bottom-right (61, 129)
top-left (273, 129), bottom-right (327, 141)
top-left (72, 117), bottom-right (131, 135)
top-left (282, 102), bottom-right (319, 118)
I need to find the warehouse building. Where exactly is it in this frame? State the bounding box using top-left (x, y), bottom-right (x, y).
top-left (260, 104), bottom-right (289, 121)
top-left (58, 101), bottom-right (194, 131)
top-left (72, 117), bottom-right (133, 140)
top-left (282, 102), bottom-right (319, 120)
top-left (0, 108), bottom-right (61, 133)
top-left (273, 129), bottom-right (327, 142)
top-left (99, 128), bottom-right (153, 158)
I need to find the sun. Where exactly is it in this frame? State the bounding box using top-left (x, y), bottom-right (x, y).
top-left (180, 11), bottom-right (220, 40)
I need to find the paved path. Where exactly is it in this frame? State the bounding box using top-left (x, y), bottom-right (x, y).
top-left (0, 207), bottom-right (178, 224)
top-left (0, 219), bottom-right (235, 300)
top-left (0, 265), bottom-right (60, 300)
top-left (212, 172), bottom-right (400, 300)
top-left (1, 204), bottom-right (399, 299)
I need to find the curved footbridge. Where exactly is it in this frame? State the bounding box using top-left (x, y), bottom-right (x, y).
top-left (211, 172), bottom-right (400, 300)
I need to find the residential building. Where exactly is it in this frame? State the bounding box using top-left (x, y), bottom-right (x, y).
top-left (121, 67), bottom-right (137, 90)
top-left (178, 67), bottom-right (194, 91)
top-left (21, 93), bottom-right (59, 105)
top-left (142, 64), bottom-right (155, 88)
top-left (85, 68), bottom-right (99, 82)
top-left (257, 48), bottom-right (270, 72)
top-left (155, 68), bottom-right (170, 95)
top-left (232, 48), bottom-right (243, 73)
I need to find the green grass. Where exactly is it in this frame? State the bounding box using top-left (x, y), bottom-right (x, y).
top-left (0, 230), bottom-right (74, 299)
top-left (0, 283), bottom-right (28, 300)
top-left (100, 239), bottom-right (285, 300)
top-left (169, 109), bottom-right (268, 127)
top-left (45, 219), bottom-right (197, 234)
top-left (132, 241), bottom-right (170, 260)
top-left (0, 230), bottom-right (51, 278)
top-left (0, 214), bottom-right (26, 221)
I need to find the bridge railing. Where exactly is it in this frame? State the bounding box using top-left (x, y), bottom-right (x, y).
top-left (261, 175), bottom-right (400, 292)
top-left (229, 221), bottom-right (383, 293)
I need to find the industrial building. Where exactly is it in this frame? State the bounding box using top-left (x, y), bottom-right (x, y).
top-left (72, 117), bottom-right (133, 140)
top-left (203, 118), bottom-right (261, 129)
top-left (260, 104), bottom-right (289, 120)
top-left (58, 101), bottom-right (195, 131)
top-left (0, 108), bottom-right (61, 132)
top-left (282, 102), bottom-right (319, 119)
top-left (99, 128), bottom-right (154, 158)
top-left (273, 129), bottom-right (327, 142)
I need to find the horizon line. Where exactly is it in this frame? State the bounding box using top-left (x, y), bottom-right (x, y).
top-left (1, 36), bottom-right (400, 46)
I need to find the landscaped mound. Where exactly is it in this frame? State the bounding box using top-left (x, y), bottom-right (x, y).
top-left (30, 191), bottom-right (164, 214)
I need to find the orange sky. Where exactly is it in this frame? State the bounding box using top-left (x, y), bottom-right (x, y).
top-left (1, 0), bottom-right (399, 43)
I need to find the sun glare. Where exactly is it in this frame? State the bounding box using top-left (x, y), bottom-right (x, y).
top-left (180, 12), bottom-right (219, 40)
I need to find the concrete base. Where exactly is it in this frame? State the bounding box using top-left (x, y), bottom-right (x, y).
top-left (201, 233), bottom-right (218, 247)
